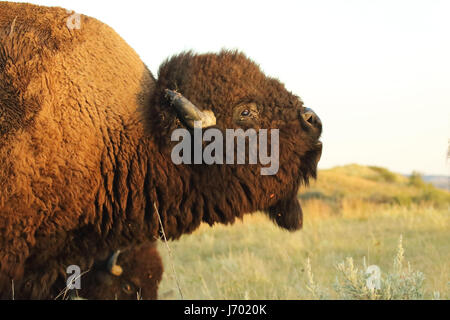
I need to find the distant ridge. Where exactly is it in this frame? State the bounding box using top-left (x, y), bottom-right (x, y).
top-left (422, 175), bottom-right (449, 191)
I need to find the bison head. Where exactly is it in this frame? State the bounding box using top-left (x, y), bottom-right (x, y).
top-left (78, 243), bottom-right (163, 300)
top-left (147, 50), bottom-right (322, 232)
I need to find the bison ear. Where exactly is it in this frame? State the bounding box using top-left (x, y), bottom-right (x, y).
top-left (165, 89), bottom-right (216, 128)
top-left (268, 195), bottom-right (303, 231)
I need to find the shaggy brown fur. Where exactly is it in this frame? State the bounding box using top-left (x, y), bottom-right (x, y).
top-left (0, 2), bottom-right (322, 299)
top-left (0, 2), bottom-right (155, 298)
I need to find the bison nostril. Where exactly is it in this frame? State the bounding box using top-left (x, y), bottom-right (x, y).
top-left (302, 108), bottom-right (321, 128)
top-left (303, 113), bottom-right (314, 125)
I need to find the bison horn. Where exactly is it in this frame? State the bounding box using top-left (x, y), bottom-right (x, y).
top-left (165, 89), bottom-right (216, 128)
top-left (107, 250), bottom-right (123, 276)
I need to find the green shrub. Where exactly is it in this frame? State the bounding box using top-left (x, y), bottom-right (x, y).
top-left (414, 184), bottom-right (450, 208)
top-left (369, 166), bottom-right (399, 183)
top-left (409, 171), bottom-right (426, 188)
top-left (333, 236), bottom-right (426, 300)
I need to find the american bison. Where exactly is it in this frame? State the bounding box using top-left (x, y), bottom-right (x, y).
top-left (0, 2), bottom-right (322, 299)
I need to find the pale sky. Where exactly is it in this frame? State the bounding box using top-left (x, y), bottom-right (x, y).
top-left (17, 0), bottom-right (450, 175)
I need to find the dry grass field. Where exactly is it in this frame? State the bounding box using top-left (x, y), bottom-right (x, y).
top-left (157, 165), bottom-right (450, 300)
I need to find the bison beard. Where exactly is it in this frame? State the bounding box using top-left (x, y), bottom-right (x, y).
top-left (0, 2), bottom-right (322, 299)
top-left (269, 195), bottom-right (304, 231)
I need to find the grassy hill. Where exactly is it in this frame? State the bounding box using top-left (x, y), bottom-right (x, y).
top-left (301, 164), bottom-right (449, 217)
top-left (158, 165), bottom-right (450, 300)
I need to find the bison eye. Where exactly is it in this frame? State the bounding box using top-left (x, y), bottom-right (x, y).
top-left (241, 109), bottom-right (251, 117)
top-left (233, 102), bottom-right (259, 126)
